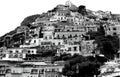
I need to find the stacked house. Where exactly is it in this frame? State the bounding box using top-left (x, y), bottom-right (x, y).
top-left (0, 1), bottom-right (119, 77)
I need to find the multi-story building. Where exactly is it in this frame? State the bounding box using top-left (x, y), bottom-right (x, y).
top-left (50, 10), bottom-right (69, 22)
top-left (106, 24), bottom-right (120, 36)
top-left (20, 38), bottom-right (41, 48)
top-left (2, 48), bottom-right (37, 61)
top-left (84, 24), bottom-right (98, 32)
top-left (0, 65), bottom-right (7, 77)
top-left (29, 26), bottom-right (41, 38)
top-left (55, 31), bottom-right (85, 40)
top-left (54, 25), bottom-right (86, 39)
top-left (81, 40), bottom-right (95, 56)
top-left (57, 44), bottom-right (81, 56)
top-left (64, 36), bottom-right (83, 45)
top-left (0, 47), bottom-right (6, 60)
top-left (42, 25), bottom-right (55, 40)
top-left (5, 61), bottom-right (64, 77)
top-left (99, 61), bottom-right (120, 77)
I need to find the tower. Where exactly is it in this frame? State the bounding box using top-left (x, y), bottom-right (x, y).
top-left (65, 0), bottom-right (73, 7)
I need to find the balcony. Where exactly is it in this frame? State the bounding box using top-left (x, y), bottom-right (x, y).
top-left (0, 71), bottom-right (6, 75)
top-left (30, 69), bottom-right (38, 74)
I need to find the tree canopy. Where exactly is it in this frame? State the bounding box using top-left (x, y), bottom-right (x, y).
top-left (21, 14), bottom-right (41, 27)
top-left (62, 55), bottom-right (103, 77)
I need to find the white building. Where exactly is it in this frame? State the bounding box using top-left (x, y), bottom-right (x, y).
top-left (99, 61), bottom-right (120, 77)
top-left (2, 48), bottom-right (26, 61)
top-left (50, 10), bottom-right (69, 22)
top-left (2, 48), bottom-right (37, 61)
top-left (42, 25), bottom-right (55, 40)
top-left (5, 61), bottom-right (64, 77)
top-left (106, 24), bottom-right (120, 36)
top-left (20, 38), bottom-right (41, 48)
top-left (57, 44), bottom-right (81, 56)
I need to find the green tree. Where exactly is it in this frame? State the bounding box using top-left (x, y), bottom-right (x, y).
top-left (94, 35), bottom-right (119, 59)
top-left (62, 55), bottom-right (101, 77)
top-left (21, 14), bottom-right (40, 27)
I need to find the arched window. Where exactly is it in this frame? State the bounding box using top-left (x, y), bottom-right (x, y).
top-left (49, 36), bottom-right (52, 39)
top-left (16, 50), bottom-right (19, 53)
top-left (9, 51), bottom-right (13, 54)
top-left (32, 51), bottom-right (34, 54)
top-left (69, 34), bottom-right (72, 38)
top-left (45, 36), bottom-right (47, 40)
top-left (74, 34), bottom-right (78, 37)
top-left (28, 50), bottom-right (30, 54)
top-left (57, 35), bottom-right (60, 39)
top-left (62, 35), bottom-right (66, 39)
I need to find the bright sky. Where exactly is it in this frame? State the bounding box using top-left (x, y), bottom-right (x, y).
top-left (0, 0), bottom-right (119, 36)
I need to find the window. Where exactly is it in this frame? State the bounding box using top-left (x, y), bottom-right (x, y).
top-left (47, 75), bottom-right (51, 77)
top-left (55, 75), bottom-right (58, 77)
top-left (68, 47), bottom-right (71, 51)
top-left (16, 50), bottom-right (19, 53)
top-left (58, 42), bottom-right (61, 45)
top-left (21, 50), bottom-right (24, 53)
top-left (32, 51), bottom-right (34, 53)
top-left (52, 69), bottom-right (55, 72)
top-left (45, 36), bottom-right (47, 40)
top-left (113, 27), bottom-right (116, 30)
top-left (34, 40), bottom-right (36, 43)
top-left (62, 35), bottom-right (66, 39)
top-left (74, 34), bottom-right (78, 37)
top-left (74, 47), bottom-right (77, 51)
top-left (31, 69), bottom-right (38, 74)
top-left (41, 69), bottom-right (44, 73)
top-left (49, 36), bottom-right (52, 39)
top-left (61, 17), bottom-right (63, 20)
top-left (113, 32), bottom-right (117, 35)
top-left (19, 54), bottom-right (23, 58)
top-left (9, 51), bottom-right (13, 53)
top-left (14, 54), bottom-right (18, 58)
top-left (28, 50), bottom-right (30, 54)
top-left (53, 43), bottom-right (55, 45)
top-left (67, 29), bottom-right (70, 31)
top-left (57, 35), bottom-right (60, 39)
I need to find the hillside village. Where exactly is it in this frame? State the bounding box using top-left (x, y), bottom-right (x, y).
top-left (0, 1), bottom-right (120, 77)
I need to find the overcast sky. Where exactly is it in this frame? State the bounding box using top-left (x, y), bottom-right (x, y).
top-left (0, 0), bottom-right (119, 36)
